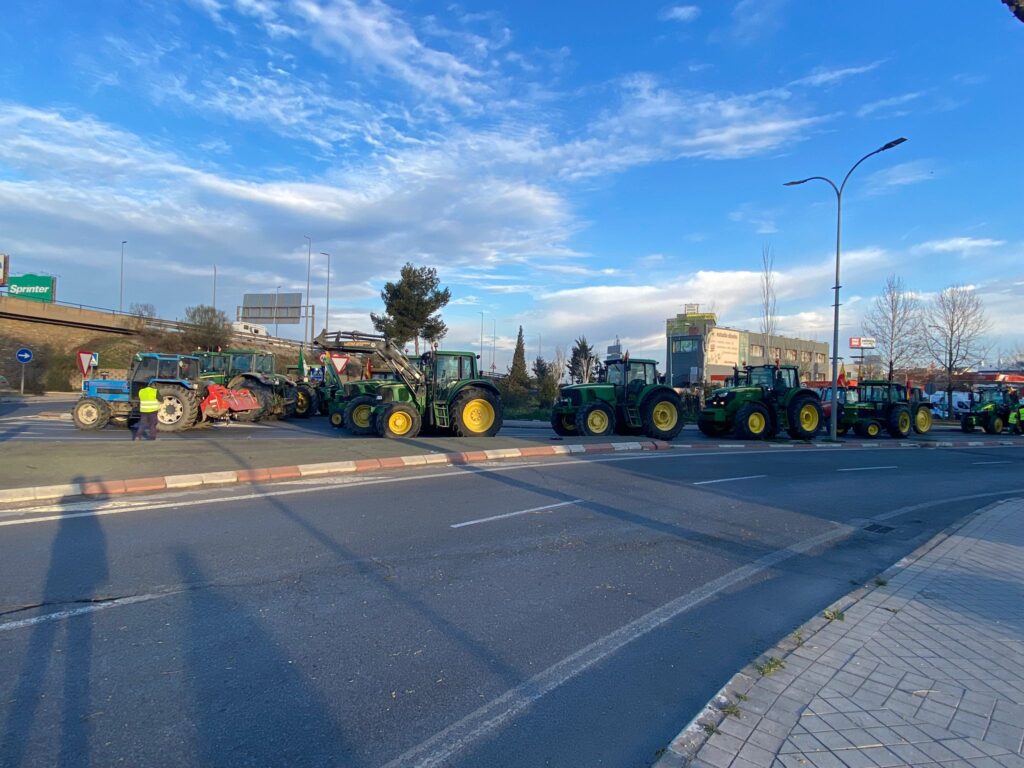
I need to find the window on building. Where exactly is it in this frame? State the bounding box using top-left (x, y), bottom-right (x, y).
top-left (800, 351), bottom-right (811, 363)
top-left (815, 353), bottom-right (827, 364)
top-left (771, 347), bottom-right (782, 361)
top-left (785, 349), bottom-right (798, 362)
top-left (749, 344), bottom-right (764, 358)
top-left (671, 338), bottom-right (698, 354)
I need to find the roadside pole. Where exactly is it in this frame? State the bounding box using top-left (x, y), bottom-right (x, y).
top-left (16, 347), bottom-right (33, 395)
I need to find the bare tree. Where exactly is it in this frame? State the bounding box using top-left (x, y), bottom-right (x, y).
top-left (759, 244), bottom-right (777, 364)
top-left (923, 286), bottom-right (991, 420)
top-left (862, 275), bottom-right (923, 381)
top-left (552, 346), bottom-right (568, 384)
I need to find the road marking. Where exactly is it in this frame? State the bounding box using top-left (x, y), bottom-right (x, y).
top-left (692, 474), bottom-right (766, 486)
top-left (0, 592), bottom-right (175, 633)
top-left (973, 460), bottom-right (1011, 465)
top-left (380, 523), bottom-right (857, 768)
top-left (450, 500), bottom-right (583, 529)
top-left (837, 466), bottom-right (897, 472)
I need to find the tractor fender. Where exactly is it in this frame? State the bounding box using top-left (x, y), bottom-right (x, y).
top-left (783, 386), bottom-right (821, 405)
top-left (449, 379), bottom-right (501, 404)
top-left (150, 378), bottom-right (197, 390)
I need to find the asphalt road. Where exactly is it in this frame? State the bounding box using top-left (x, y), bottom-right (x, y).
top-left (2, 445), bottom-right (1022, 767)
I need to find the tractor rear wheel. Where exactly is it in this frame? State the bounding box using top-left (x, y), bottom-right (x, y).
top-left (377, 402), bottom-right (422, 439)
top-left (73, 397), bottom-right (112, 430)
top-left (551, 409), bottom-right (577, 436)
top-left (854, 419), bottom-right (881, 438)
top-left (156, 385), bottom-right (199, 432)
top-left (293, 384), bottom-right (317, 418)
top-left (986, 415), bottom-right (1005, 435)
top-left (887, 406), bottom-right (912, 438)
top-left (281, 386), bottom-right (298, 419)
top-left (786, 395), bottom-right (823, 440)
top-left (734, 402), bottom-right (771, 440)
top-left (235, 384), bottom-right (270, 422)
top-left (642, 392), bottom-right (684, 440)
top-left (344, 395), bottom-right (377, 435)
top-left (576, 401), bottom-right (615, 437)
top-left (452, 388), bottom-right (503, 437)
top-left (913, 407), bottom-right (933, 434)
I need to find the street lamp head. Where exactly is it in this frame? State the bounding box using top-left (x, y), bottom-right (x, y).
top-left (879, 137), bottom-right (908, 152)
top-left (121, 240), bottom-right (127, 245)
top-left (320, 251), bottom-right (329, 257)
top-left (783, 178), bottom-right (812, 186)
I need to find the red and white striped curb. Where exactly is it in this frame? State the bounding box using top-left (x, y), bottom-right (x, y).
top-left (1, 437), bottom-right (1019, 506)
top-left (0, 440), bottom-right (673, 505)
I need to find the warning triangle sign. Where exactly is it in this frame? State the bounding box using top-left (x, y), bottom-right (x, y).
top-left (328, 353), bottom-right (350, 375)
top-left (77, 351), bottom-right (93, 377)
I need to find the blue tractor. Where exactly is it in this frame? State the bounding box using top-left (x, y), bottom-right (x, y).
top-left (72, 353), bottom-right (206, 432)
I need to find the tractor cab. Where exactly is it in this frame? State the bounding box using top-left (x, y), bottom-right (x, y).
top-left (602, 357), bottom-right (659, 402)
top-left (424, 351), bottom-right (479, 404)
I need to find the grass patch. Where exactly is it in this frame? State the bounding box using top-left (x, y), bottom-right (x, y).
top-left (702, 723), bottom-right (722, 735)
top-left (793, 630), bottom-right (804, 647)
top-left (823, 608), bottom-right (845, 622)
top-left (735, 692), bottom-right (748, 702)
top-left (755, 657), bottom-right (785, 676)
top-left (874, 577), bottom-right (888, 587)
top-left (720, 703), bottom-right (741, 717)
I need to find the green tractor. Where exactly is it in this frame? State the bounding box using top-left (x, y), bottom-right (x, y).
top-left (837, 380), bottom-right (920, 438)
top-left (960, 385), bottom-right (1014, 434)
top-left (196, 350), bottom-right (301, 422)
top-left (318, 331), bottom-right (503, 439)
top-left (549, 355), bottom-right (685, 440)
top-left (698, 364), bottom-right (823, 440)
top-left (315, 333), bottom-right (407, 434)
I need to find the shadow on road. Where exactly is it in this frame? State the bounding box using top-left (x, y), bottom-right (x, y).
top-left (0, 477), bottom-right (108, 768)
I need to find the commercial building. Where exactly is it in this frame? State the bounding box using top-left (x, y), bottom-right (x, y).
top-left (665, 305), bottom-right (829, 387)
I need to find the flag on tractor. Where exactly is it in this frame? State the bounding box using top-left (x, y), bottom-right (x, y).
top-left (298, 348), bottom-right (307, 379)
top-left (837, 363), bottom-right (848, 388)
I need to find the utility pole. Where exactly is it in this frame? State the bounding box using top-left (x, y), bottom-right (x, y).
top-left (212, 264), bottom-right (217, 310)
top-left (303, 235), bottom-right (312, 344)
top-left (492, 319), bottom-right (496, 372)
top-left (478, 311), bottom-right (484, 361)
top-left (119, 240), bottom-right (127, 313)
top-left (320, 252), bottom-right (331, 336)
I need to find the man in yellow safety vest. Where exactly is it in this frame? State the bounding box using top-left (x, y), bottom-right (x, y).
top-left (134, 385), bottom-right (160, 441)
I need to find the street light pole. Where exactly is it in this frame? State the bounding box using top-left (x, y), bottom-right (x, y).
top-left (478, 311), bottom-right (485, 362)
top-left (303, 235), bottom-right (312, 344)
top-left (274, 284), bottom-right (281, 338)
top-left (784, 137), bottom-right (907, 441)
top-left (119, 240), bottom-right (127, 313)
top-left (320, 252), bottom-right (331, 336)
top-left (212, 264), bottom-right (217, 310)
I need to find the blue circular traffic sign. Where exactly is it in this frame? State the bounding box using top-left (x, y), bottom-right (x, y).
top-left (16, 348), bottom-right (32, 364)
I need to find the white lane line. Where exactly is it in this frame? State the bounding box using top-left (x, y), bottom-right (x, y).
top-left (0, 592), bottom-right (175, 633)
top-left (379, 523), bottom-right (856, 768)
top-left (450, 500), bottom-right (583, 529)
top-left (692, 474), bottom-right (766, 486)
top-left (837, 466), bottom-right (897, 472)
top-left (972, 460), bottom-right (1012, 465)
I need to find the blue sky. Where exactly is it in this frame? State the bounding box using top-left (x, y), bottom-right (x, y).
top-left (1, 1), bottom-right (1022, 369)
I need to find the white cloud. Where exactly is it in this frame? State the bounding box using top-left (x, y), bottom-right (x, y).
top-left (790, 61), bottom-right (885, 87)
top-left (857, 91), bottom-right (922, 118)
top-left (729, 203), bottom-right (780, 235)
top-left (727, 0), bottom-right (788, 44)
top-left (912, 237), bottom-right (1006, 254)
top-left (660, 6), bottom-right (701, 23)
top-left (865, 160), bottom-right (939, 195)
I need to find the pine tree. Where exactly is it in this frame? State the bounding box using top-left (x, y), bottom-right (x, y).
top-left (370, 263), bottom-right (451, 353)
top-left (533, 356), bottom-right (560, 406)
top-left (567, 336), bottom-right (599, 383)
top-left (499, 326), bottom-right (531, 409)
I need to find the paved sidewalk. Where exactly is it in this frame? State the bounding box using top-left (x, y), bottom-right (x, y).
top-left (659, 499), bottom-right (1024, 768)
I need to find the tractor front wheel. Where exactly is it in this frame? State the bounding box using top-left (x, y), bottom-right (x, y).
top-left (887, 406), bottom-right (912, 438)
top-left (913, 407), bottom-right (933, 434)
top-left (452, 388), bottom-right (503, 437)
top-left (377, 402), bottom-right (422, 439)
top-left (734, 402), bottom-right (771, 440)
top-left (329, 411), bottom-right (344, 428)
top-left (642, 392), bottom-right (685, 441)
top-left (156, 385), bottom-right (199, 432)
top-left (344, 395), bottom-right (377, 435)
top-left (551, 409), bottom-right (577, 436)
top-left (293, 384), bottom-right (317, 418)
top-left (854, 420), bottom-right (882, 438)
top-left (576, 401), bottom-right (615, 437)
top-left (72, 397), bottom-right (112, 431)
top-left (986, 415), bottom-right (1005, 435)
top-left (786, 395), bottom-right (823, 440)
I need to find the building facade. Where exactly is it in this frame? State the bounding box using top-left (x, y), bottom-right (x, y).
top-left (665, 306), bottom-right (829, 387)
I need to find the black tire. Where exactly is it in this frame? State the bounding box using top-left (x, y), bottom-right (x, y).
top-left (155, 385), bottom-right (199, 432)
top-left (697, 415), bottom-right (727, 437)
top-left (986, 415), bottom-right (1005, 435)
top-left (786, 395), bottom-right (823, 440)
top-left (887, 405), bottom-right (912, 438)
top-left (235, 383), bottom-right (270, 422)
top-left (72, 397), bottom-right (112, 431)
top-left (854, 419), bottom-right (882, 439)
top-left (913, 406), bottom-right (932, 434)
top-left (575, 401), bottom-right (615, 437)
top-left (293, 384), bottom-right (317, 418)
top-left (734, 402), bottom-right (772, 440)
top-left (836, 425), bottom-right (850, 436)
top-left (551, 409), bottom-right (577, 436)
top-left (376, 402), bottom-right (422, 438)
top-left (329, 411), bottom-right (344, 428)
top-left (960, 416), bottom-right (974, 433)
top-left (281, 385), bottom-right (298, 419)
top-left (452, 387), bottom-right (503, 437)
top-left (343, 395), bottom-right (377, 435)
top-left (641, 391), bottom-right (685, 440)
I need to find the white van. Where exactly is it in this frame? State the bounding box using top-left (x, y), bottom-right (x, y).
top-left (232, 321), bottom-right (269, 337)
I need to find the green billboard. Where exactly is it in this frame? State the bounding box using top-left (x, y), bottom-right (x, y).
top-left (8, 274), bottom-right (56, 303)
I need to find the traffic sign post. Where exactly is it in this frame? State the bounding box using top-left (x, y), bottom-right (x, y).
top-left (16, 347), bottom-right (32, 395)
top-left (77, 351), bottom-right (94, 379)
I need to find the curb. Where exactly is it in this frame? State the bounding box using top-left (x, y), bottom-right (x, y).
top-left (652, 499), bottom-right (1011, 768)
top-left (0, 439), bottom-right (674, 506)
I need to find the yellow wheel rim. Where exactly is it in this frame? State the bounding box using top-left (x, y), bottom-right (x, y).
top-left (388, 410), bottom-right (413, 436)
top-left (748, 411), bottom-right (765, 434)
top-left (915, 409), bottom-right (932, 432)
top-left (353, 404), bottom-right (372, 429)
top-left (653, 401), bottom-right (679, 430)
top-left (462, 398), bottom-right (496, 433)
top-left (799, 404), bottom-right (819, 431)
top-left (79, 403), bottom-right (99, 424)
top-left (330, 412), bottom-right (343, 427)
top-left (867, 423), bottom-right (879, 436)
top-left (994, 417), bottom-right (1004, 433)
top-left (899, 412), bottom-right (911, 431)
top-left (587, 409), bottom-right (609, 433)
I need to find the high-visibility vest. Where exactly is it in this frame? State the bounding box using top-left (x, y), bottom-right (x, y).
top-left (139, 386), bottom-right (161, 413)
